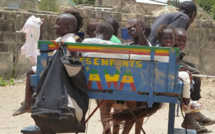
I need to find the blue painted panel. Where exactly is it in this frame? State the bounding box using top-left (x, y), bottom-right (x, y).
top-left (30, 74), bottom-right (38, 86)
top-left (87, 92), bottom-right (179, 103)
top-left (74, 57), bottom-right (179, 94)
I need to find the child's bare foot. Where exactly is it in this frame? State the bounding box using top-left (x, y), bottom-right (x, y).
top-left (193, 112), bottom-right (215, 126)
top-left (12, 103), bottom-right (31, 116)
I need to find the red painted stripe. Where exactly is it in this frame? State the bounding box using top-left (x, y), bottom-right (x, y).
top-left (96, 81), bottom-right (103, 89)
top-left (67, 48), bottom-right (151, 55)
top-left (130, 83), bottom-right (136, 91)
top-left (113, 82), bottom-right (118, 89)
top-left (87, 81), bottom-right (92, 89)
top-left (107, 82), bottom-right (111, 89)
top-left (118, 82), bottom-right (125, 90)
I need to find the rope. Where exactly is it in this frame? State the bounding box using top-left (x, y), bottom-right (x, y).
top-left (180, 105), bottom-right (188, 134)
top-left (192, 74), bottom-right (215, 78)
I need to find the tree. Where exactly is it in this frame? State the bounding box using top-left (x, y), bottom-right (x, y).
top-left (196, 0), bottom-right (215, 19)
top-left (39, 0), bottom-right (59, 12)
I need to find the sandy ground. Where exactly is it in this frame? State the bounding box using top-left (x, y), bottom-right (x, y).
top-left (0, 78), bottom-right (215, 134)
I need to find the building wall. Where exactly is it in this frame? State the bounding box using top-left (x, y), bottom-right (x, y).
top-left (0, 10), bottom-right (56, 77)
top-left (0, 9), bottom-right (214, 77)
top-left (0, 0), bottom-right (37, 10)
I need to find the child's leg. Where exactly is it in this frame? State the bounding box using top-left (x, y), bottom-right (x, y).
top-left (193, 112), bottom-right (215, 126)
top-left (13, 67), bottom-right (35, 116)
top-left (178, 71), bottom-right (190, 104)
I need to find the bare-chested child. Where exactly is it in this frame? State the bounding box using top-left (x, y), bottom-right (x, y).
top-left (13, 13), bottom-right (78, 116)
top-left (174, 28), bottom-right (213, 133)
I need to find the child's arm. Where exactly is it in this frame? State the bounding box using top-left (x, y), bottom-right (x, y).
top-left (126, 19), bottom-right (149, 46)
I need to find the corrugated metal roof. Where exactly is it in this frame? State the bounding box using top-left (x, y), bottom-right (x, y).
top-left (136, 0), bottom-right (192, 5)
top-left (136, 0), bottom-right (167, 5)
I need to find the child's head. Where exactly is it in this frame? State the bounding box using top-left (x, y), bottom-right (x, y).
top-left (64, 9), bottom-right (83, 33)
top-left (95, 22), bottom-right (114, 40)
top-left (54, 13), bottom-right (77, 37)
top-left (86, 18), bottom-right (99, 38)
top-left (127, 19), bottom-right (149, 39)
top-left (174, 28), bottom-right (187, 51)
top-left (105, 17), bottom-right (120, 37)
top-left (156, 25), bottom-right (176, 47)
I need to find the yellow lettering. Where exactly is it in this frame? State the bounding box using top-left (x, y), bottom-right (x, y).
top-left (130, 61), bottom-right (135, 67)
top-left (121, 76), bottom-right (134, 83)
top-left (135, 61), bottom-right (142, 68)
top-left (123, 60), bottom-right (129, 67)
top-left (101, 59), bottom-right (109, 66)
top-left (79, 57), bottom-right (84, 62)
top-left (110, 59), bottom-right (114, 66)
top-left (93, 58), bottom-right (100, 65)
top-left (86, 58), bottom-right (92, 65)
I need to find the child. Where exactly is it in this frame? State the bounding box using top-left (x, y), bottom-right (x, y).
top-left (156, 25), bottom-right (194, 106)
top-left (156, 25), bottom-right (210, 133)
top-left (82, 22), bottom-right (128, 59)
top-left (105, 17), bottom-right (122, 44)
top-left (174, 28), bottom-right (214, 132)
top-left (64, 8), bottom-right (83, 42)
top-left (13, 13), bottom-right (78, 116)
top-left (86, 18), bottom-right (100, 38)
top-left (126, 18), bottom-right (151, 46)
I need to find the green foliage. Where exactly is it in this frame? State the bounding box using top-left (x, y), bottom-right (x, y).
top-left (8, 78), bottom-right (15, 86)
top-left (39, 0), bottom-right (59, 12)
top-left (0, 77), bottom-right (15, 86)
top-left (196, 0), bottom-right (215, 20)
top-left (0, 77), bottom-right (7, 86)
top-left (73, 0), bottom-right (95, 4)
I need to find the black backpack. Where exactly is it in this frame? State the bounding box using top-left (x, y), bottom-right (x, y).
top-left (31, 46), bottom-right (89, 133)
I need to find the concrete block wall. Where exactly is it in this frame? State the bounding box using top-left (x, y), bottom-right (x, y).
top-left (184, 21), bottom-right (215, 74)
top-left (0, 10), bottom-right (57, 78)
top-left (0, 0), bottom-right (37, 10)
top-left (0, 9), bottom-right (214, 77)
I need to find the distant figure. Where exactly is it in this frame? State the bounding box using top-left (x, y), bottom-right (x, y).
top-left (105, 17), bottom-right (122, 43)
top-left (86, 18), bottom-right (100, 38)
top-left (148, 1), bottom-right (197, 46)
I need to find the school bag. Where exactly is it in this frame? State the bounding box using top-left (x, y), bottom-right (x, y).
top-left (31, 46), bottom-right (89, 133)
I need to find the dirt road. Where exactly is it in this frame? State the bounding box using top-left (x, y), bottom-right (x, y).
top-left (0, 78), bottom-right (215, 134)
